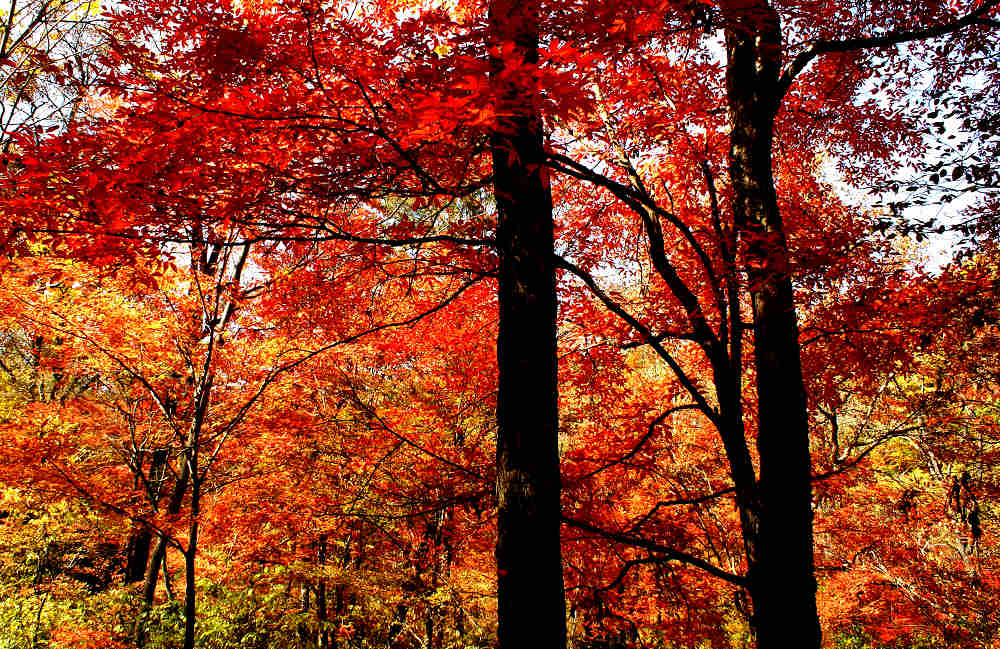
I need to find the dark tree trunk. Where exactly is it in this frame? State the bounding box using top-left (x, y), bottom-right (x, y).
top-left (125, 449), bottom-right (169, 585)
top-left (713, 366), bottom-right (763, 570)
top-left (386, 603), bottom-right (409, 645)
top-left (183, 522), bottom-right (197, 649)
top-left (135, 449), bottom-right (191, 647)
top-left (140, 535), bottom-right (169, 611)
top-left (488, 0), bottom-right (567, 647)
top-left (182, 448), bottom-right (200, 649)
top-left (298, 582), bottom-right (312, 647)
top-left (723, 1), bottom-right (821, 647)
top-left (124, 527), bottom-right (153, 585)
top-left (316, 536), bottom-right (330, 649)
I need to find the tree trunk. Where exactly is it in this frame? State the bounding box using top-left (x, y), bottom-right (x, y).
top-left (183, 525), bottom-right (197, 649)
top-left (488, 1), bottom-right (567, 648)
top-left (723, 1), bottom-right (821, 647)
top-left (182, 450), bottom-right (200, 649)
top-left (124, 527), bottom-right (153, 585)
top-left (298, 582), bottom-right (312, 647)
top-left (135, 451), bottom-right (191, 647)
top-left (316, 536), bottom-right (330, 649)
top-left (125, 449), bottom-right (169, 585)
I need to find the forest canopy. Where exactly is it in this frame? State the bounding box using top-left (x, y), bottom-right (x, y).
top-left (0, 0), bottom-right (998, 648)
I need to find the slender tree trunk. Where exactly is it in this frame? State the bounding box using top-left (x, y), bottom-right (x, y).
top-left (135, 452), bottom-right (191, 647)
top-left (488, 0), bottom-right (567, 647)
top-left (161, 553), bottom-right (174, 601)
top-left (386, 603), bottom-right (408, 645)
top-left (722, 2), bottom-right (821, 647)
top-left (140, 536), bottom-right (169, 610)
top-left (125, 449), bottom-right (168, 584)
top-left (182, 449), bottom-right (200, 649)
top-left (316, 536), bottom-right (329, 649)
top-left (183, 525), bottom-right (197, 649)
top-left (298, 582), bottom-right (312, 647)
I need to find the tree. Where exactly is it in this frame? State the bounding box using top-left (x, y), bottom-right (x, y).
top-left (0, 0), bottom-right (104, 151)
top-left (535, 1), bottom-right (1000, 646)
top-left (0, 248), bottom-right (258, 648)
top-left (3, 1), bottom-right (1000, 648)
top-left (488, 0), bottom-right (567, 647)
top-left (0, 228), bottom-right (486, 648)
top-left (4, 2), bottom-right (571, 645)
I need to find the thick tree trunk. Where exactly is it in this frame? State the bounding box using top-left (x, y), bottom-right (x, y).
top-left (488, 1), bottom-right (567, 647)
top-left (124, 527), bottom-right (153, 585)
top-left (722, 2), bottom-right (821, 648)
top-left (714, 367), bottom-right (762, 562)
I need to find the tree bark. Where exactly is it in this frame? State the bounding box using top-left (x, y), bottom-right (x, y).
top-left (135, 451), bottom-right (190, 647)
top-left (181, 437), bottom-right (201, 649)
top-left (722, 1), bottom-right (821, 647)
top-left (316, 536), bottom-right (330, 649)
top-left (124, 526), bottom-right (153, 585)
top-left (183, 519), bottom-right (198, 649)
top-left (488, 0), bottom-right (567, 647)
top-left (125, 448), bottom-right (169, 585)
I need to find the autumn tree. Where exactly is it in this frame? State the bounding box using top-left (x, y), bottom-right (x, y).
top-left (2, 2), bottom-right (571, 646)
top-left (536, 1), bottom-right (1000, 647)
top-left (3, 2), bottom-right (1000, 649)
top-left (487, 0), bottom-right (567, 646)
top-left (204, 261), bottom-right (500, 648)
top-left (1, 0), bottom-right (105, 171)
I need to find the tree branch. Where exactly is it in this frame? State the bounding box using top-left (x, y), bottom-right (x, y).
top-left (777, 0), bottom-right (1000, 102)
top-left (554, 254), bottom-right (720, 426)
top-left (561, 515), bottom-right (746, 586)
top-left (579, 404), bottom-right (701, 479)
